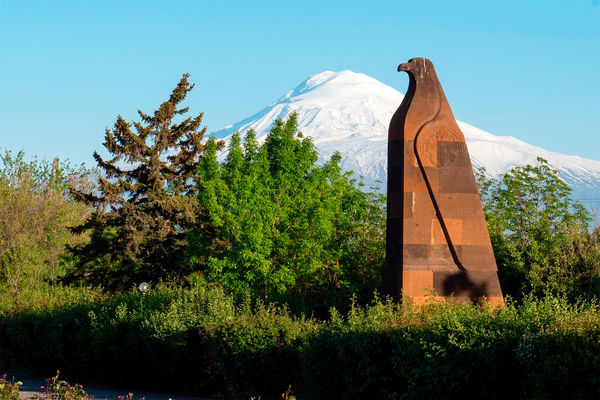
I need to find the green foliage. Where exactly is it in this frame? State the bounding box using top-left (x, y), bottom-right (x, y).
top-left (69, 74), bottom-right (222, 290)
top-left (189, 113), bottom-right (385, 312)
top-left (36, 371), bottom-right (89, 400)
top-left (2, 283), bottom-right (600, 399)
top-left (7, 75), bottom-right (600, 399)
top-left (0, 150), bottom-right (91, 290)
top-left (0, 375), bottom-right (22, 400)
top-left (477, 158), bottom-right (600, 300)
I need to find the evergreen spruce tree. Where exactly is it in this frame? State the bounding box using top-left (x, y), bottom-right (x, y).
top-left (69, 74), bottom-right (221, 288)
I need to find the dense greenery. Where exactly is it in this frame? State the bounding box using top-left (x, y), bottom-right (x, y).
top-left (3, 75), bottom-right (600, 398)
top-left (477, 158), bottom-right (600, 300)
top-left (0, 151), bottom-right (91, 290)
top-left (68, 74), bottom-right (222, 290)
top-left (189, 113), bottom-right (385, 312)
top-left (1, 283), bottom-right (600, 399)
top-left (3, 73), bottom-right (595, 305)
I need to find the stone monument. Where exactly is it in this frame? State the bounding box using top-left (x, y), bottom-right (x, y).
top-left (382, 57), bottom-right (504, 307)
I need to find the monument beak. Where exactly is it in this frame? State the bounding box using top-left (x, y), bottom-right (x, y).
top-left (398, 63), bottom-right (409, 72)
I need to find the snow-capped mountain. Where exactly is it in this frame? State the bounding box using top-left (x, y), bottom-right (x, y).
top-left (213, 70), bottom-right (600, 205)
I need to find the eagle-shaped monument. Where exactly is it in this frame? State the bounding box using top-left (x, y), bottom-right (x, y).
top-left (382, 57), bottom-right (504, 307)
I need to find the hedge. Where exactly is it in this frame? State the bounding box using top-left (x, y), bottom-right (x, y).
top-left (1, 284), bottom-right (599, 399)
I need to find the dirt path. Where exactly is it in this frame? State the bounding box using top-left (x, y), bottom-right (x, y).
top-left (1, 373), bottom-right (210, 400)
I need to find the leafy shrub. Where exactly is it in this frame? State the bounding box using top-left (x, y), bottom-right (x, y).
top-left (35, 371), bottom-right (89, 400)
top-left (2, 283), bottom-right (600, 399)
top-left (0, 150), bottom-right (91, 290)
top-left (190, 113), bottom-right (385, 314)
top-left (477, 158), bottom-right (600, 300)
top-left (0, 375), bottom-right (22, 400)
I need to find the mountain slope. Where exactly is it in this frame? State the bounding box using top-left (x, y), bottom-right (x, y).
top-left (213, 70), bottom-right (600, 204)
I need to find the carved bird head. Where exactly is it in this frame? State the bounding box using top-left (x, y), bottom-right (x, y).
top-left (398, 57), bottom-right (435, 80)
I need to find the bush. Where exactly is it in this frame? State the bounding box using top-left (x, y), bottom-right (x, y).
top-left (2, 283), bottom-right (600, 399)
top-left (0, 375), bottom-right (22, 400)
top-left (190, 113), bottom-right (385, 314)
top-left (0, 150), bottom-right (91, 290)
top-left (477, 158), bottom-right (600, 300)
top-left (38, 371), bottom-right (90, 400)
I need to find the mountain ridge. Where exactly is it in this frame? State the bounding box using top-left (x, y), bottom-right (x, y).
top-left (212, 70), bottom-right (600, 204)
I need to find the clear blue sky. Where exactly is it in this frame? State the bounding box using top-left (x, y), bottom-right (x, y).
top-left (1, 0), bottom-right (598, 167)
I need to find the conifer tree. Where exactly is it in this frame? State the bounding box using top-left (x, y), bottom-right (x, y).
top-left (69, 74), bottom-right (221, 288)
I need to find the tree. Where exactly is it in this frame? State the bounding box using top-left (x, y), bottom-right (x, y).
top-left (477, 158), bottom-right (600, 299)
top-left (0, 150), bottom-right (91, 290)
top-left (69, 74), bottom-right (220, 289)
top-left (189, 113), bottom-right (386, 312)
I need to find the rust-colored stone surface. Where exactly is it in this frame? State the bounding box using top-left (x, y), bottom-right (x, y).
top-left (382, 57), bottom-right (504, 306)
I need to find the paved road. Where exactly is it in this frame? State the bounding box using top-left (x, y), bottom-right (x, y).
top-left (1, 373), bottom-right (210, 400)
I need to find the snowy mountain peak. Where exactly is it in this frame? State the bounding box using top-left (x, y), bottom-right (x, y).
top-left (212, 70), bottom-right (600, 203)
top-left (293, 70), bottom-right (342, 93)
top-left (295, 70), bottom-right (382, 93)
